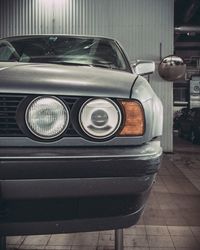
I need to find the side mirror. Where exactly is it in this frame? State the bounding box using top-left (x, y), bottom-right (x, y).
top-left (158, 55), bottom-right (186, 81)
top-left (133, 60), bottom-right (155, 76)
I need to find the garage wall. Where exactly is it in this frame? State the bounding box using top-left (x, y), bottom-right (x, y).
top-left (0, 0), bottom-right (174, 152)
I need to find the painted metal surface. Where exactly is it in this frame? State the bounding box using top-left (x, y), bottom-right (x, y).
top-left (0, 62), bottom-right (137, 99)
top-left (0, 0), bottom-right (174, 151)
top-left (0, 57), bottom-right (162, 147)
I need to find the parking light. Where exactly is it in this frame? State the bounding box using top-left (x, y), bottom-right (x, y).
top-left (119, 100), bottom-right (145, 136)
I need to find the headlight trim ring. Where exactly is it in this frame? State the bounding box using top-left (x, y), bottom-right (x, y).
top-left (79, 98), bottom-right (122, 140)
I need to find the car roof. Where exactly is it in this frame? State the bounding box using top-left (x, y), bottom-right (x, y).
top-left (1, 34), bottom-right (117, 42)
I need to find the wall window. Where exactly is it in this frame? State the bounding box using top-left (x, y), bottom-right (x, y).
top-left (174, 87), bottom-right (188, 102)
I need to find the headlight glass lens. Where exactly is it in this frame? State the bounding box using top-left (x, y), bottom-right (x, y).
top-left (26, 96), bottom-right (69, 139)
top-left (79, 98), bottom-right (121, 139)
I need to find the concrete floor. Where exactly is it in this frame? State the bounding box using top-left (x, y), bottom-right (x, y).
top-left (6, 134), bottom-right (200, 250)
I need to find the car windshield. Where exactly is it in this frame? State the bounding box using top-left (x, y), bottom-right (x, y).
top-left (0, 36), bottom-right (129, 71)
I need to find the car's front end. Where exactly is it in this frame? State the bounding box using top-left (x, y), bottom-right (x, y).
top-left (0, 35), bottom-right (163, 236)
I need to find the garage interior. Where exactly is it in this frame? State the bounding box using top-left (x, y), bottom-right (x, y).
top-left (0, 0), bottom-right (200, 249)
top-left (174, 0), bottom-right (200, 111)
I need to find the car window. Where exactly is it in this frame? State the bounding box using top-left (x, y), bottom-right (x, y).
top-left (0, 41), bottom-right (20, 61)
top-left (0, 36), bottom-right (129, 72)
top-left (0, 43), bottom-right (12, 60)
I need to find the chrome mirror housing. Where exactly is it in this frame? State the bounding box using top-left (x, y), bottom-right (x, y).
top-left (158, 55), bottom-right (186, 81)
top-left (133, 60), bottom-right (155, 76)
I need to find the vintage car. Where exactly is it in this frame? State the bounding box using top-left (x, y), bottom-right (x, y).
top-left (0, 35), bottom-right (165, 246)
top-left (178, 107), bottom-right (200, 144)
top-left (173, 107), bottom-right (189, 130)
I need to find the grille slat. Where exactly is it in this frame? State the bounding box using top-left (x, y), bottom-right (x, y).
top-left (0, 109), bottom-right (17, 112)
top-left (0, 94), bottom-right (79, 138)
top-left (0, 117), bottom-right (16, 120)
top-left (0, 124), bottom-right (20, 127)
top-left (0, 127), bottom-right (22, 131)
top-left (0, 94), bottom-right (25, 136)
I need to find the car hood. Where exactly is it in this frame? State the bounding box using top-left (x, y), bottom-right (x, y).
top-left (0, 62), bottom-right (137, 99)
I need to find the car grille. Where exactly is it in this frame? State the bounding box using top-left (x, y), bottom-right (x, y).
top-left (0, 94), bottom-right (79, 137)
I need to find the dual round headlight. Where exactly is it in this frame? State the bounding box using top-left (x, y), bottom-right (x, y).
top-left (25, 96), bottom-right (69, 139)
top-left (25, 97), bottom-right (122, 140)
top-left (79, 98), bottom-right (122, 139)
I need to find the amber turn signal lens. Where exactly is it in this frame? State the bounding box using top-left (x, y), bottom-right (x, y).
top-left (119, 101), bottom-right (145, 136)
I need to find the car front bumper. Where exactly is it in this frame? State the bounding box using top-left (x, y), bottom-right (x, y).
top-left (0, 139), bottom-right (162, 235)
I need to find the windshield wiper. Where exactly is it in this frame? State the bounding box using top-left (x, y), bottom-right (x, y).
top-left (38, 60), bottom-right (117, 70)
top-left (91, 63), bottom-right (117, 70)
top-left (47, 61), bottom-right (90, 66)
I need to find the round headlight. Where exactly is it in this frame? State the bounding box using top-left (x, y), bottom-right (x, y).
top-left (25, 96), bottom-right (69, 140)
top-left (79, 98), bottom-right (121, 139)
